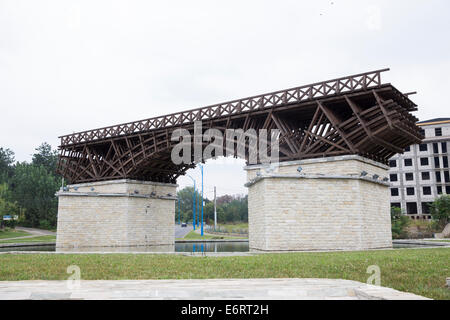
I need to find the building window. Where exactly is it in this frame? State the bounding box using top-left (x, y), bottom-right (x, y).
top-left (419, 144), bottom-right (428, 152)
top-left (391, 203), bottom-right (401, 209)
top-left (436, 171), bottom-right (442, 182)
top-left (389, 160), bottom-right (397, 168)
top-left (406, 202), bottom-right (418, 214)
top-left (405, 173), bottom-right (414, 181)
top-left (435, 128), bottom-right (442, 136)
top-left (422, 202), bottom-right (432, 214)
top-left (390, 174), bottom-right (398, 182)
top-left (445, 171), bottom-right (450, 183)
top-left (437, 186), bottom-right (443, 194)
top-left (446, 186), bottom-right (450, 194)
top-left (423, 186), bottom-right (432, 195)
top-left (404, 146), bottom-right (411, 152)
top-left (421, 172), bottom-right (430, 180)
top-left (420, 129), bottom-right (425, 137)
top-left (433, 143), bottom-right (439, 154)
top-left (404, 159), bottom-right (413, 166)
top-left (420, 158), bottom-right (429, 166)
top-left (406, 187), bottom-right (415, 196)
top-left (391, 188), bottom-right (399, 197)
top-left (444, 156), bottom-right (449, 168)
top-left (435, 157), bottom-right (440, 168)
top-left (443, 142), bottom-right (448, 153)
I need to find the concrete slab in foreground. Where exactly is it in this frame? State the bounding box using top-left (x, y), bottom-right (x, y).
top-left (0, 279), bottom-right (429, 300)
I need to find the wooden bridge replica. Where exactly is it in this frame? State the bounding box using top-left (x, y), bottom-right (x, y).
top-left (55, 69), bottom-right (422, 252)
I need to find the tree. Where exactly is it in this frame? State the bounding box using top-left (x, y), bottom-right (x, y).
top-left (219, 195), bottom-right (248, 223)
top-left (216, 194), bottom-right (233, 205)
top-left (176, 187), bottom-right (248, 224)
top-left (9, 163), bottom-right (60, 228)
top-left (176, 186), bottom-right (203, 223)
top-left (32, 142), bottom-right (59, 174)
top-left (429, 195), bottom-right (450, 230)
top-left (0, 147), bottom-right (15, 183)
top-left (0, 183), bottom-right (21, 228)
top-left (203, 202), bottom-right (215, 223)
top-left (390, 206), bottom-right (410, 239)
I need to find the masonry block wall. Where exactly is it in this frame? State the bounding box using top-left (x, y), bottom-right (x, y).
top-left (245, 156), bottom-right (392, 251)
top-left (56, 179), bottom-right (176, 250)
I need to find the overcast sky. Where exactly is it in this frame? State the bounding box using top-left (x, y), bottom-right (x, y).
top-left (1, 0), bottom-right (449, 197)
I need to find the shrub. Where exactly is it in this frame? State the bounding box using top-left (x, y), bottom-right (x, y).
top-left (391, 206), bottom-right (410, 239)
top-left (4, 220), bottom-right (17, 229)
top-left (406, 220), bottom-right (434, 239)
top-left (429, 195), bottom-right (450, 230)
top-left (39, 219), bottom-right (52, 230)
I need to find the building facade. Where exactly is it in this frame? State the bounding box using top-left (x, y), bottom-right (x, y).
top-left (389, 118), bottom-right (450, 219)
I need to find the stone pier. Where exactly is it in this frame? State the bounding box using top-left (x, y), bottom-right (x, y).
top-left (56, 179), bottom-right (177, 250)
top-left (245, 155), bottom-right (392, 252)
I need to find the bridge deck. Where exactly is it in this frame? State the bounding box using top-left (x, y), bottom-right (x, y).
top-left (59, 68), bottom-right (415, 147)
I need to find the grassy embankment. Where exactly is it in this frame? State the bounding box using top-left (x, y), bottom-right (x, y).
top-left (0, 229), bottom-right (31, 239)
top-left (0, 235), bottom-right (56, 244)
top-left (214, 222), bottom-right (248, 233)
top-left (0, 248), bottom-right (449, 299)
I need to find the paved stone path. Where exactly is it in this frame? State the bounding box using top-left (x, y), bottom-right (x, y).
top-left (15, 227), bottom-right (56, 236)
top-left (174, 224), bottom-right (193, 238)
top-left (0, 279), bottom-right (429, 300)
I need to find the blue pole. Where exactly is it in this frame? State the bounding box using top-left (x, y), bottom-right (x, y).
top-left (201, 165), bottom-right (204, 236)
top-left (195, 190), bottom-right (197, 227)
top-left (193, 182), bottom-right (196, 230)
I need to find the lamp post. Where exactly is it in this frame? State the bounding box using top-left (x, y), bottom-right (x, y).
top-left (186, 174), bottom-right (196, 230)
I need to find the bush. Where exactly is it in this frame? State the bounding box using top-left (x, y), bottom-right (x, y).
top-left (406, 220), bottom-right (434, 239)
top-left (429, 195), bottom-right (450, 230)
top-left (4, 220), bottom-right (17, 229)
top-left (39, 219), bottom-right (52, 230)
top-left (17, 220), bottom-right (33, 228)
top-left (391, 206), bottom-right (410, 239)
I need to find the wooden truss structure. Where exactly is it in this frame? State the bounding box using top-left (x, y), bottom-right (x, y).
top-left (57, 68), bottom-right (423, 184)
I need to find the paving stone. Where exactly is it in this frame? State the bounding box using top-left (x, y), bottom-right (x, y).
top-left (0, 279), bottom-right (430, 300)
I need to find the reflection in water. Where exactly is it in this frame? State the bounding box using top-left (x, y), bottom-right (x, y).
top-left (392, 243), bottom-right (439, 248)
top-left (1, 241), bottom-right (249, 253)
top-left (0, 245), bottom-right (56, 252)
top-left (2, 242), bottom-right (441, 253)
top-left (56, 244), bottom-right (176, 253)
top-left (53, 241), bottom-right (249, 253)
top-left (176, 241), bottom-right (249, 253)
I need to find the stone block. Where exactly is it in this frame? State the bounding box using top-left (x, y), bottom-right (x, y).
top-left (245, 155), bottom-right (392, 251)
top-left (56, 179), bottom-right (176, 250)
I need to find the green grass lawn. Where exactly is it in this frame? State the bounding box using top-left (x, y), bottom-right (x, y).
top-left (0, 230), bottom-right (30, 239)
top-left (0, 248), bottom-right (448, 299)
top-left (215, 223), bottom-right (248, 233)
top-left (0, 235), bottom-right (56, 244)
top-left (178, 230), bottom-right (246, 241)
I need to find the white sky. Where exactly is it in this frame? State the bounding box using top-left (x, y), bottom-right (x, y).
top-left (1, 0), bottom-right (449, 197)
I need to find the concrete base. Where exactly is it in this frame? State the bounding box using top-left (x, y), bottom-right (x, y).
top-left (245, 155), bottom-right (393, 251)
top-left (434, 223), bottom-right (450, 239)
top-left (56, 179), bottom-right (177, 250)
